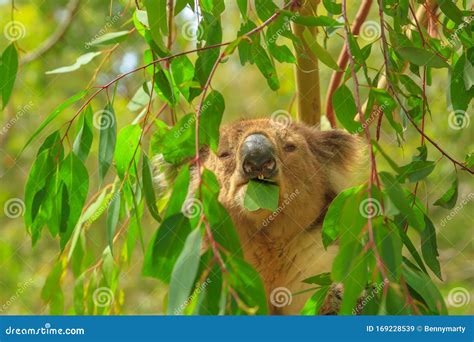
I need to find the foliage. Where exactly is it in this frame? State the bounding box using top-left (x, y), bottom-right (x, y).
top-left (1, 0), bottom-right (472, 315)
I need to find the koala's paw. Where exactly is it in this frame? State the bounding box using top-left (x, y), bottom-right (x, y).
top-left (319, 283), bottom-right (343, 315)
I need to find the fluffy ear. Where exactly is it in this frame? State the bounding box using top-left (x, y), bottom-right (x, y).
top-left (301, 126), bottom-right (365, 192)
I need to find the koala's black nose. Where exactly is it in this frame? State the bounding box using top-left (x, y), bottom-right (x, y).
top-left (241, 134), bottom-right (277, 179)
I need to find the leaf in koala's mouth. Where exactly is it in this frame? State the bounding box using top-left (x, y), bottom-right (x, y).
top-left (243, 179), bottom-right (280, 212)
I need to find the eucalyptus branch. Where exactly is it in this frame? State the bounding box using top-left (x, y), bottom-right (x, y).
top-left (326, 0), bottom-right (373, 128)
top-left (342, 0), bottom-right (389, 288)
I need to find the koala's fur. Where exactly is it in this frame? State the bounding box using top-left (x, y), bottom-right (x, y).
top-left (196, 118), bottom-right (362, 315)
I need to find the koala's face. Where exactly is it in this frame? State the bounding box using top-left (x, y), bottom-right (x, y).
top-left (202, 118), bottom-right (360, 231)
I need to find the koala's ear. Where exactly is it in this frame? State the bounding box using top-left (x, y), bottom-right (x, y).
top-left (302, 126), bottom-right (364, 191)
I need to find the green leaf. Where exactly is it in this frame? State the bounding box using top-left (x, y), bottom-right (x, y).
top-left (196, 264), bottom-right (223, 315)
top-left (301, 285), bottom-right (330, 315)
top-left (201, 170), bottom-right (242, 256)
top-left (397, 160), bottom-right (435, 183)
top-left (402, 263), bottom-right (447, 314)
top-left (143, 214), bottom-right (191, 282)
top-left (433, 177), bottom-right (458, 209)
top-left (0, 43), bottom-right (18, 109)
top-left (322, 0), bottom-right (341, 15)
top-left (252, 44), bottom-right (280, 90)
top-left (45, 52), bottom-right (102, 74)
top-left (281, 11), bottom-right (343, 27)
top-left (438, 0), bottom-right (464, 25)
top-left (227, 256), bottom-right (268, 314)
top-left (170, 55), bottom-right (195, 101)
top-left (420, 215), bottom-right (442, 280)
top-left (59, 153), bottom-right (89, 248)
top-left (106, 191), bottom-right (121, 251)
top-left (24, 150), bottom-right (55, 243)
top-left (267, 43), bottom-right (296, 64)
top-left (243, 180), bottom-right (279, 212)
top-left (73, 105), bottom-right (93, 162)
top-left (302, 272), bottom-right (332, 285)
top-left (374, 220), bottom-right (402, 280)
top-left (143, 166), bottom-right (191, 282)
top-left (380, 172), bottom-right (424, 231)
top-left (114, 124), bottom-right (142, 180)
top-left (396, 47), bottom-right (450, 69)
top-left (161, 113), bottom-right (196, 164)
top-left (21, 90), bottom-right (88, 154)
top-left (332, 85), bottom-right (361, 133)
top-left (41, 260), bottom-right (64, 302)
top-left (98, 103), bottom-right (117, 182)
top-left (450, 53), bottom-right (473, 112)
top-left (155, 69), bottom-right (176, 105)
top-left (303, 29), bottom-right (339, 71)
top-left (167, 228), bottom-right (202, 314)
top-left (199, 90), bottom-right (225, 152)
top-left (142, 154), bottom-right (161, 222)
top-left (89, 31), bottom-right (130, 46)
top-left (322, 185), bottom-right (366, 248)
top-left (370, 88), bottom-right (403, 134)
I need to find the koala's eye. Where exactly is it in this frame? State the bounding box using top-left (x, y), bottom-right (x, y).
top-left (218, 151), bottom-right (231, 159)
top-left (284, 143), bottom-right (297, 152)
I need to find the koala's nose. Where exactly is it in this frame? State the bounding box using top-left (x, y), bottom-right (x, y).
top-left (241, 134), bottom-right (277, 179)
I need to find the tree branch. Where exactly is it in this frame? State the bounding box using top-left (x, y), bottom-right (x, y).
top-left (20, 0), bottom-right (82, 65)
top-left (326, 0), bottom-right (373, 128)
top-left (292, 0), bottom-right (322, 126)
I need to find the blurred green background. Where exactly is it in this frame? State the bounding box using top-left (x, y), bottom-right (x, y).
top-left (0, 0), bottom-right (472, 314)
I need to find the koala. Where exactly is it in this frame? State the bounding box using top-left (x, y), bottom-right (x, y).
top-left (197, 118), bottom-right (362, 315)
